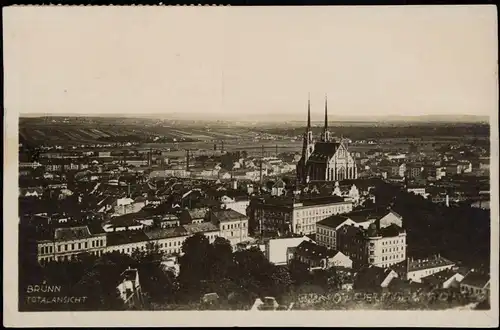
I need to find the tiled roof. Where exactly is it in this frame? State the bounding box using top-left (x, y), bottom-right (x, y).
top-left (183, 222), bottom-right (219, 234)
top-left (355, 265), bottom-right (396, 288)
top-left (106, 213), bottom-right (144, 228)
top-left (406, 255), bottom-right (455, 272)
top-left (461, 272), bottom-right (490, 288)
top-left (187, 208), bottom-right (208, 220)
top-left (54, 226), bottom-right (92, 241)
top-left (106, 230), bottom-right (151, 246)
top-left (211, 209), bottom-right (247, 223)
top-left (295, 240), bottom-right (338, 260)
top-left (317, 215), bottom-right (351, 229)
top-left (421, 269), bottom-right (459, 285)
top-left (144, 226), bottom-right (188, 240)
top-left (308, 142), bottom-right (341, 162)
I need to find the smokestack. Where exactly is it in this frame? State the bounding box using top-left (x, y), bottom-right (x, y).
top-left (221, 141), bottom-right (225, 153)
top-left (214, 143), bottom-right (217, 151)
top-left (260, 144), bottom-right (264, 185)
top-left (186, 150), bottom-right (190, 172)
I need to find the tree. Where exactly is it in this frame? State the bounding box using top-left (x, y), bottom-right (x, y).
top-left (209, 237), bottom-right (234, 283)
top-left (178, 234), bottom-right (212, 300)
top-left (289, 259), bottom-right (311, 286)
top-left (231, 247), bottom-right (275, 300)
top-left (269, 265), bottom-right (293, 298)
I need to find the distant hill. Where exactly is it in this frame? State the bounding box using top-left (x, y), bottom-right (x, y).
top-left (20, 113), bottom-right (490, 125)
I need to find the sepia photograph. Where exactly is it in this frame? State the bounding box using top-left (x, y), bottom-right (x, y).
top-left (3, 5), bottom-right (498, 327)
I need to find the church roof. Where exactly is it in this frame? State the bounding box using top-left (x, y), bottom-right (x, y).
top-left (307, 142), bottom-right (341, 163)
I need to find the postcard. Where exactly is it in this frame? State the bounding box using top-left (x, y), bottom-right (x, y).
top-left (3, 5), bottom-right (498, 327)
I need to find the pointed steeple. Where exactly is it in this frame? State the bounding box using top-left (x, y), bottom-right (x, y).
top-left (324, 94), bottom-right (328, 131)
top-left (321, 94), bottom-right (330, 142)
top-left (307, 93), bottom-right (311, 129)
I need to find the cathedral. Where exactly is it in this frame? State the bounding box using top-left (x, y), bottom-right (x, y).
top-left (296, 96), bottom-right (358, 184)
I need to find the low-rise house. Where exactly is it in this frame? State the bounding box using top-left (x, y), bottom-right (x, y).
top-left (264, 236), bottom-right (313, 266)
top-left (271, 179), bottom-right (286, 197)
top-left (116, 267), bottom-right (145, 309)
top-left (332, 181), bottom-right (360, 205)
top-left (19, 187), bottom-right (43, 198)
top-left (392, 254), bottom-right (455, 283)
top-left (420, 268), bottom-right (465, 290)
top-left (460, 272), bottom-right (490, 299)
top-left (406, 185), bottom-right (427, 198)
top-left (293, 240), bottom-right (353, 270)
top-left (354, 265), bottom-right (399, 291)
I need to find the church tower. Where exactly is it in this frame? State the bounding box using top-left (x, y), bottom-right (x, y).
top-left (321, 94), bottom-right (331, 142)
top-left (300, 95), bottom-right (314, 183)
top-left (302, 95), bottom-right (314, 162)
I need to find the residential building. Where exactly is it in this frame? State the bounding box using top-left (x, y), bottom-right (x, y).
top-left (271, 179), bottom-right (286, 197)
top-left (316, 208), bottom-right (403, 250)
top-left (221, 196), bottom-right (250, 217)
top-left (332, 181), bottom-right (360, 205)
top-left (296, 96), bottom-right (358, 184)
top-left (209, 209), bottom-right (249, 247)
top-left (407, 185), bottom-right (427, 198)
top-left (248, 196), bottom-right (353, 237)
top-left (36, 225), bottom-right (107, 263)
top-left (103, 213), bottom-right (145, 232)
top-left (460, 272), bottom-right (490, 299)
top-left (337, 221), bottom-right (406, 269)
top-left (264, 236), bottom-right (313, 265)
top-left (406, 164), bottom-right (423, 179)
top-left (117, 267), bottom-right (145, 309)
top-left (390, 163), bottom-right (406, 178)
top-left (457, 160), bottom-right (472, 174)
top-left (421, 269), bottom-right (465, 290)
top-left (293, 240), bottom-right (353, 270)
top-left (392, 254), bottom-right (455, 283)
top-left (353, 265), bottom-right (399, 291)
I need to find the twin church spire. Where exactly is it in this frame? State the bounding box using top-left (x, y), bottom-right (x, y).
top-left (306, 94), bottom-right (331, 142)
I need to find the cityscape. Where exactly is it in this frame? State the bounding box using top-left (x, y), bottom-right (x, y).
top-left (5, 5), bottom-right (496, 326)
top-left (18, 104), bottom-right (491, 311)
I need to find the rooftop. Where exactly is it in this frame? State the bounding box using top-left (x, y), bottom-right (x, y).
top-left (54, 226), bottom-right (93, 241)
top-left (461, 272), bottom-right (490, 288)
top-left (106, 230), bottom-right (151, 247)
top-left (211, 209), bottom-right (247, 223)
top-left (295, 240), bottom-right (338, 260)
top-left (183, 222), bottom-right (219, 235)
top-left (317, 215), bottom-right (351, 229)
top-left (144, 226), bottom-right (188, 240)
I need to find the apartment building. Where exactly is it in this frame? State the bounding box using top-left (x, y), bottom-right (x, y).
top-left (336, 221), bottom-right (406, 269)
top-left (392, 254), bottom-right (456, 283)
top-left (248, 196), bottom-right (353, 237)
top-left (36, 225), bottom-right (107, 263)
top-left (209, 209), bottom-right (249, 247)
top-left (316, 208), bottom-right (403, 250)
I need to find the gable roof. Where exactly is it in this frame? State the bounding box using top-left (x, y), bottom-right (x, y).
top-left (355, 265), bottom-right (397, 288)
top-left (461, 272), bottom-right (490, 288)
top-left (295, 240), bottom-right (338, 260)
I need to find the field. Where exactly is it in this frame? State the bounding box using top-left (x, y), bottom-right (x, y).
top-left (19, 117), bottom-right (490, 158)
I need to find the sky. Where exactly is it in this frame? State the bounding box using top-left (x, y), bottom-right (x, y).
top-left (3, 6), bottom-right (498, 120)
